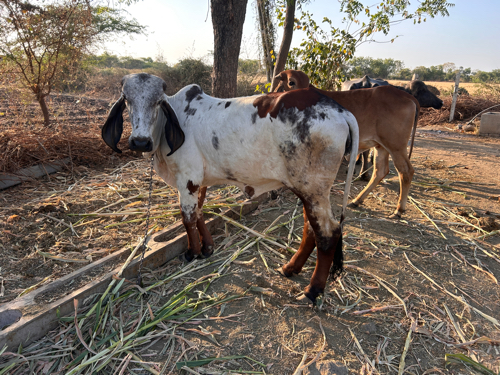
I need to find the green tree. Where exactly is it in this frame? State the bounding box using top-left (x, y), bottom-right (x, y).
top-left (283, 0), bottom-right (454, 89)
top-left (0, 0), bottom-right (143, 126)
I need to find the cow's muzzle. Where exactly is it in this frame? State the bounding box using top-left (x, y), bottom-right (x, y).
top-left (129, 137), bottom-right (153, 152)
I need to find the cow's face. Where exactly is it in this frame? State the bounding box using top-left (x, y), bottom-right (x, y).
top-left (410, 81), bottom-right (443, 109)
top-left (122, 73), bottom-right (166, 152)
top-left (274, 70), bottom-right (310, 91)
top-left (102, 73), bottom-right (184, 156)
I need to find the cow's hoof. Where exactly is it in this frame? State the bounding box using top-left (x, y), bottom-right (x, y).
top-left (270, 190), bottom-right (279, 200)
top-left (347, 201), bottom-right (360, 209)
top-left (296, 293), bottom-right (315, 305)
top-left (199, 245), bottom-right (214, 259)
top-left (179, 251), bottom-right (195, 262)
top-left (389, 212), bottom-right (402, 219)
top-left (276, 264), bottom-right (300, 277)
top-left (277, 265), bottom-right (297, 278)
top-left (361, 173), bottom-right (371, 181)
top-left (302, 285), bottom-right (323, 305)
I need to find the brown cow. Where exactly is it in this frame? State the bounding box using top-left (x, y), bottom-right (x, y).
top-left (275, 70), bottom-right (420, 218)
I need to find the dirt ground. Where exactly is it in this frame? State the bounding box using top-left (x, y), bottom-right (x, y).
top-left (1, 88), bottom-right (500, 373)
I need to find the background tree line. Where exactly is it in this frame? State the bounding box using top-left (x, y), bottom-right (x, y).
top-left (346, 57), bottom-right (499, 83)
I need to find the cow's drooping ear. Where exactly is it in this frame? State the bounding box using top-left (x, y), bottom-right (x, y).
top-left (102, 96), bottom-right (126, 153)
top-left (161, 100), bottom-right (185, 156)
top-left (273, 72), bottom-right (287, 92)
top-left (274, 71), bottom-right (286, 81)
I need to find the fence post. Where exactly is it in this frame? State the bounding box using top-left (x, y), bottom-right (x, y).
top-left (449, 67), bottom-right (462, 122)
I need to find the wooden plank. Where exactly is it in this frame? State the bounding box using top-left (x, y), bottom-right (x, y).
top-left (0, 158), bottom-right (70, 190)
top-left (0, 193), bottom-right (266, 350)
top-left (449, 69), bottom-right (462, 123)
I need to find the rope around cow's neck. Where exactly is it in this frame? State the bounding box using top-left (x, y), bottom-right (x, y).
top-left (137, 154), bottom-right (154, 287)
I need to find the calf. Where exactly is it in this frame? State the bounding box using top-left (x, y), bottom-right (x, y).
top-left (275, 70), bottom-right (420, 217)
top-left (102, 73), bottom-right (359, 304)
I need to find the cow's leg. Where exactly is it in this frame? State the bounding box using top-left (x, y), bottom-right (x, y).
top-left (281, 206), bottom-right (316, 276)
top-left (389, 150), bottom-right (414, 218)
top-left (299, 195), bottom-right (343, 304)
top-left (359, 150), bottom-right (372, 181)
top-left (179, 186), bottom-right (202, 262)
top-left (196, 186), bottom-right (215, 258)
top-left (349, 146), bottom-right (390, 208)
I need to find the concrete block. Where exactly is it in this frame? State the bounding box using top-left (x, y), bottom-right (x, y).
top-left (0, 158), bottom-right (70, 190)
top-left (480, 112), bottom-right (500, 135)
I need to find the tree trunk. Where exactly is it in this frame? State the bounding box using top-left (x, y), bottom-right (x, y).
top-left (211, 0), bottom-right (248, 98)
top-left (257, 0), bottom-right (275, 83)
top-left (270, 0), bottom-right (295, 92)
top-left (37, 93), bottom-right (51, 127)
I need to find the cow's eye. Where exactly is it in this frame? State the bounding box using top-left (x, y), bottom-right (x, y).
top-left (289, 81), bottom-right (295, 86)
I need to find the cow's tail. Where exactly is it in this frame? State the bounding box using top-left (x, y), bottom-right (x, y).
top-left (341, 112), bottom-right (359, 227)
top-left (408, 101), bottom-right (420, 159)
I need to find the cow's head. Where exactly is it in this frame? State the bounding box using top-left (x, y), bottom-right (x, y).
top-left (408, 80), bottom-right (443, 109)
top-left (274, 70), bottom-right (310, 92)
top-left (102, 73), bottom-right (184, 155)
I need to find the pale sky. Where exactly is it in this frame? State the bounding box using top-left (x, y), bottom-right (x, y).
top-left (105, 0), bottom-right (500, 72)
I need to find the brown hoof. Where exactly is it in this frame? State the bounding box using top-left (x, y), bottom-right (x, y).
top-left (360, 173), bottom-right (371, 181)
top-left (388, 212), bottom-right (402, 219)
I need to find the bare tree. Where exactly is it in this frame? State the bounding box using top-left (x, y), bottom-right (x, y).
top-left (270, 0), bottom-right (295, 91)
top-left (256, 0), bottom-right (276, 83)
top-left (210, 0), bottom-right (248, 98)
top-left (0, 0), bottom-right (143, 126)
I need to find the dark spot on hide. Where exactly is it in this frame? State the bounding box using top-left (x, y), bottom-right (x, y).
top-left (196, 95), bottom-right (203, 100)
top-left (185, 85), bottom-right (203, 103)
top-left (279, 141), bottom-right (297, 157)
top-left (212, 132), bottom-right (219, 150)
top-left (319, 112), bottom-right (327, 120)
top-left (217, 102), bottom-right (222, 106)
top-left (184, 101), bottom-right (197, 117)
top-left (278, 106), bottom-right (318, 144)
top-left (225, 170), bottom-right (237, 181)
top-left (137, 73), bottom-right (150, 82)
top-left (186, 180), bottom-right (199, 195)
top-left (225, 101), bottom-right (231, 108)
top-left (251, 111), bottom-right (258, 124)
top-left (209, 105), bottom-right (212, 110)
top-left (244, 186), bottom-right (255, 199)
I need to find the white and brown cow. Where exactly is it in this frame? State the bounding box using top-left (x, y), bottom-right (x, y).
top-left (102, 73), bottom-right (359, 303)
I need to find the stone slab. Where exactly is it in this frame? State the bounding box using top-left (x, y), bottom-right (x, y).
top-left (479, 112), bottom-right (500, 135)
top-left (0, 158), bottom-right (70, 190)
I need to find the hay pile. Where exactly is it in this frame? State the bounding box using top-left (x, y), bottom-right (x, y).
top-left (419, 95), bottom-right (500, 126)
top-left (0, 88), bottom-right (130, 173)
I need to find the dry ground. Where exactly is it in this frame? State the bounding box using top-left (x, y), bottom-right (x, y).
top-left (1, 88), bottom-right (500, 374)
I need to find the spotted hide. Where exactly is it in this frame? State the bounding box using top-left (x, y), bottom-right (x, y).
top-left (102, 73), bottom-right (359, 304)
